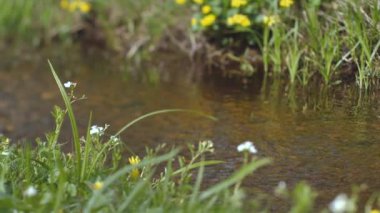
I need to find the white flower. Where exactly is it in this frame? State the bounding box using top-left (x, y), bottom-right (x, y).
top-left (110, 136), bottom-right (119, 142)
top-left (329, 193), bottom-right (349, 213)
top-left (90, 124), bottom-right (109, 136)
top-left (90, 125), bottom-right (105, 136)
top-left (274, 181), bottom-right (287, 196)
top-left (109, 136), bottom-right (121, 145)
top-left (1, 151), bottom-right (10, 156)
top-left (237, 141), bottom-right (257, 154)
top-left (277, 181), bottom-right (287, 190)
top-left (64, 81), bottom-right (76, 88)
top-left (24, 186), bottom-right (37, 197)
top-left (200, 140), bottom-right (214, 153)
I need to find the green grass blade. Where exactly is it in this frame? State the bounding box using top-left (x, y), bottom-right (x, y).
top-left (370, 39), bottom-right (380, 62)
top-left (115, 109), bottom-right (218, 137)
top-left (117, 174), bottom-right (152, 212)
top-left (48, 60), bottom-right (82, 181)
top-left (200, 158), bottom-right (271, 200)
top-left (189, 156), bottom-right (205, 205)
top-left (172, 160), bottom-right (223, 176)
top-left (81, 112), bottom-right (93, 181)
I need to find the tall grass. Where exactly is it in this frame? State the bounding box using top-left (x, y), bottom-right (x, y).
top-left (251, 0), bottom-right (380, 89)
top-left (285, 21), bottom-right (303, 84)
top-left (341, 0), bottom-right (380, 89)
top-left (271, 25), bottom-right (285, 75)
top-left (285, 0), bottom-right (380, 88)
top-left (262, 26), bottom-right (271, 74)
top-left (318, 25), bottom-right (340, 85)
top-left (0, 0), bottom-right (73, 45)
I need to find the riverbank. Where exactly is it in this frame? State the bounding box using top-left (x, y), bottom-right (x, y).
top-left (2, 1), bottom-right (379, 90)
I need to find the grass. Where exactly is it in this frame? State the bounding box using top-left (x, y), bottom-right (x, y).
top-left (285, 21), bottom-right (303, 84)
top-left (0, 0), bottom-right (75, 46)
top-left (340, 0), bottom-right (380, 89)
top-left (183, 0), bottom-right (380, 90)
top-left (274, 0), bottom-right (380, 89)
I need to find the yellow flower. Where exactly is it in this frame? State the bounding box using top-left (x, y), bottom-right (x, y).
top-left (128, 156), bottom-right (141, 165)
top-left (227, 14), bottom-right (251, 27)
top-left (78, 2), bottom-right (91, 13)
top-left (60, 0), bottom-right (69, 9)
top-left (231, 0), bottom-right (247, 8)
top-left (263, 15), bottom-right (278, 27)
top-left (193, 0), bottom-right (204, 4)
top-left (92, 181), bottom-right (104, 190)
top-left (191, 18), bottom-right (198, 27)
top-left (61, 0), bottom-right (91, 13)
top-left (202, 5), bottom-right (212, 14)
top-left (371, 210), bottom-right (380, 213)
top-left (129, 156), bottom-right (141, 180)
top-left (130, 168), bottom-right (140, 180)
top-left (200, 14), bottom-right (216, 27)
top-left (175, 0), bottom-right (186, 5)
top-left (279, 0), bottom-right (294, 8)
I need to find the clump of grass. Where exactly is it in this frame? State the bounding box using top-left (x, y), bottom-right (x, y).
top-left (318, 25), bottom-right (340, 85)
top-left (285, 21), bottom-right (303, 84)
top-left (270, 23), bottom-right (285, 75)
top-left (340, 0), bottom-right (380, 89)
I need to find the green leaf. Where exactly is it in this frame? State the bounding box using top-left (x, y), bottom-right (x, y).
top-left (115, 109), bottom-right (217, 137)
top-left (200, 158), bottom-right (271, 200)
top-left (48, 60), bottom-right (82, 181)
top-left (172, 160), bottom-right (224, 176)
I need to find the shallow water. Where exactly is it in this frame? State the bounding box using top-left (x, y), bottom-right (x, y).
top-left (1, 46), bottom-right (380, 210)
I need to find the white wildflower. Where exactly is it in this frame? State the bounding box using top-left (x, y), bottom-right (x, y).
top-left (110, 135), bottom-right (119, 142)
top-left (274, 181), bottom-right (287, 196)
top-left (110, 135), bottom-right (121, 145)
top-left (329, 193), bottom-right (349, 213)
top-left (1, 151), bottom-right (10, 156)
top-left (200, 140), bottom-right (214, 153)
top-left (24, 186), bottom-right (37, 197)
top-left (277, 181), bottom-right (287, 191)
top-left (90, 125), bottom-right (105, 136)
top-left (237, 141), bottom-right (257, 154)
top-left (64, 81), bottom-right (76, 88)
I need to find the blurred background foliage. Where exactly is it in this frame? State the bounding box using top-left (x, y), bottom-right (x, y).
top-left (0, 0), bottom-right (184, 53)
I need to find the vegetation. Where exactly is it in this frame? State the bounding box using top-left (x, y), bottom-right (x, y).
top-left (177, 0), bottom-right (380, 89)
top-left (0, 0), bottom-right (176, 58)
top-left (1, 0), bottom-right (379, 89)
